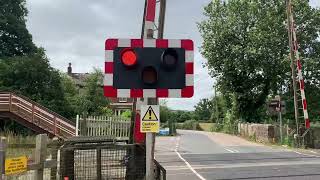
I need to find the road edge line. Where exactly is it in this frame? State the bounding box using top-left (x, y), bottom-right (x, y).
top-left (175, 136), bottom-right (207, 180)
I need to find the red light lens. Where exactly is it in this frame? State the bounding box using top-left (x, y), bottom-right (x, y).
top-left (121, 49), bottom-right (137, 66)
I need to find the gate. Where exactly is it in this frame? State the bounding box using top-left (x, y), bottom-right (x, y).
top-left (59, 137), bottom-right (146, 180)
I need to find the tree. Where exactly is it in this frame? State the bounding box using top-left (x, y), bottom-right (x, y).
top-left (198, 0), bottom-right (320, 122)
top-left (60, 73), bottom-right (78, 118)
top-left (121, 110), bottom-right (132, 119)
top-left (194, 98), bottom-right (213, 121)
top-left (76, 69), bottom-right (110, 115)
top-left (160, 105), bottom-right (170, 123)
top-left (0, 0), bottom-right (37, 57)
top-left (210, 95), bottom-right (228, 123)
top-left (0, 49), bottom-right (74, 118)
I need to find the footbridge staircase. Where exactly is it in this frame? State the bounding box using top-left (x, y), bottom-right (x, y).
top-left (0, 92), bottom-right (76, 139)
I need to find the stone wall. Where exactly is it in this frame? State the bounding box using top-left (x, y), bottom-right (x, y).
top-left (238, 123), bottom-right (279, 143)
top-left (238, 123), bottom-right (320, 148)
top-left (310, 127), bottom-right (320, 148)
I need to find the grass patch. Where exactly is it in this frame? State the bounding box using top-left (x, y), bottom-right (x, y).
top-left (198, 123), bottom-right (215, 132)
top-left (0, 132), bottom-right (36, 158)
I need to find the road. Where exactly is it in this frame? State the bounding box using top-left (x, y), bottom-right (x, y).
top-left (155, 130), bottom-right (320, 180)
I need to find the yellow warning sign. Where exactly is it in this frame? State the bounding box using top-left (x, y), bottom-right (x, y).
top-left (142, 106), bottom-right (158, 121)
top-left (141, 105), bottom-right (160, 133)
top-left (141, 121), bottom-right (159, 132)
top-left (5, 156), bottom-right (27, 175)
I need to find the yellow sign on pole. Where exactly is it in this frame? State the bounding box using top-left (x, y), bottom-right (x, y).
top-left (141, 105), bottom-right (160, 133)
top-left (5, 156), bottom-right (28, 175)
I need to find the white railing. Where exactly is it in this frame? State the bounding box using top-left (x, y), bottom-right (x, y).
top-left (76, 115), bottom-right (131, 139)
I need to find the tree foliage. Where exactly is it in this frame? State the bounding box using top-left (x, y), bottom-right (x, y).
top-left (76, 69), bottom-right (110, 116)
top-left (194, 98), bottom-right (213, 121)
top-left (0, 0), bottom-right (37, 57)
top-left (0, 50), bottom-right (74, 118)
top-left (199, 0), bottom-right (320, 122)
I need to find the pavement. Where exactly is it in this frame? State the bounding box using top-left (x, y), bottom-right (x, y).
top-left (155, 130), bottom-right (320, 180)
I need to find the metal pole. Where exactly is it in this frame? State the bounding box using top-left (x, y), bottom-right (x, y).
top-left (280, 110), bottom-right (283, 144)
top-left (158, 0), bottom-right (166, 39)
top-left (140, 0), bottom-right (166, 178)
top-left (286, 0), bottom-right (299, 135)
top-left (144, 0), bottom-right (157, 179)
top-left (279, 96), bottom-right (283, 144)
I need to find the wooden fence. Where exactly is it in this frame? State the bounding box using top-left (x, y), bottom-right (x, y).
top-left (76, 115), bottom-right (132, 140)
top-left (0, 134), bottom-right (61, 180)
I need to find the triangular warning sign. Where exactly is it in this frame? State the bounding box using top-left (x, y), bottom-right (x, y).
top-left (142, 106), bottom-right (158, 121)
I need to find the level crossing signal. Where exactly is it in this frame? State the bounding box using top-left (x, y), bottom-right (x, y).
top-left (104, 38), bottom-right (194, 98)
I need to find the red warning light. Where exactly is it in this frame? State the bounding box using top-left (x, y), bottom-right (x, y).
top-left (121, 49), bottom-right (137, 67)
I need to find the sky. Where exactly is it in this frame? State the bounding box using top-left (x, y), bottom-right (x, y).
top-left (26, 0), bottom-right (319, 111)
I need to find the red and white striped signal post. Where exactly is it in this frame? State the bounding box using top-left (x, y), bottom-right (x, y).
top-left (287, 0), bottom-right (310, 136)
top-left (103, 0), bottom-right (194, 179)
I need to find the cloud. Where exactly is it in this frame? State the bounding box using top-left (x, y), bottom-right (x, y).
top-left (310, 0), bottom-right (320, 7)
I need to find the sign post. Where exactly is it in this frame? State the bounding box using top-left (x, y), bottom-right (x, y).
top-left (0, 137), bottom-right (6, 180)
top-left (103, 0), bottom-right (193, 179)
top-left (275, 95), bottom-right (283, 144)
top-left (268, 96), bottom-right (285, 144)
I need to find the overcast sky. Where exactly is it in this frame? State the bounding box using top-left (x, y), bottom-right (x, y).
top-left (26, 0), bottom-right (319, 111)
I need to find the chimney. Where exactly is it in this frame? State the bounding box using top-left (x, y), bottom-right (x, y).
top-left (67, 63), bottom-right (72, 75)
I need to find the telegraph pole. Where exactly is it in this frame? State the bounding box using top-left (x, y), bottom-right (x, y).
top-left (286, 0), bottom-right (299, 134)
top-left (214, 85), bottom-right (219, 123)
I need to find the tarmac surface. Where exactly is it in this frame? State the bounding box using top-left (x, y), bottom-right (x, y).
top-left (155, 130), bottom-right (320, 180)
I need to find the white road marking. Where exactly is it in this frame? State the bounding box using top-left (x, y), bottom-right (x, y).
top-left (225, 148), bottom-right (239, 153)
top-left (293, 151), bottom-right (320, 158)
top-left (225, 148), bottom-right (235, 153)
top-left (175, 136), bottom-right (207, 180)
top-left (164, 159), bottom-right (320, 171)
top-left (309, 150), bottom-right (318, 154)
top-left (231, 148), bottom-right (239, 153)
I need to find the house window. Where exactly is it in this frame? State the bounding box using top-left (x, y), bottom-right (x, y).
top-left (118, 98), bottom-right (127, 102)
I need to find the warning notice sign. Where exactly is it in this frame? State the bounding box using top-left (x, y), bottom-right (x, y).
top-left (141, 105), bottom-right (160, 133)
top-left (5, 156), bottom-right (27, 175)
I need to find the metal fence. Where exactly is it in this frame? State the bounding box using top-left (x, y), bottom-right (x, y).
top-left (76, 116), bottom-right (131, 140)
top-left (59, 137), bottom-right (146, 180)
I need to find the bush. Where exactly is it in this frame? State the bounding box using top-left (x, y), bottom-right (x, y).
top-left (212, 122), bottom-right (224, 132)
top-left (177, 120), bottom-right (200, 130)
top-left (198, 123), bottom-right (215, 132)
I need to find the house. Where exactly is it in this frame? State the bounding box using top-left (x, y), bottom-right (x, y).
top-left (66, 63), bottom-right (133, 115)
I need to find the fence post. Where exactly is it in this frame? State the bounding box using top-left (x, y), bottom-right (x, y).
top-left (9, 93), bottom-right (12, 112)
top-left (50, 137), bottom-right (61, 180)
top-left (81, 113), bottom-right (88, 136)
top-left (35, 134), bottom-right (48, 180)
top-left (0, 137), bottom-right (6, 180)
top-left (96, 148), bottom-right (101, 180)
top-left (76, 115), bottom-right (79, 136)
